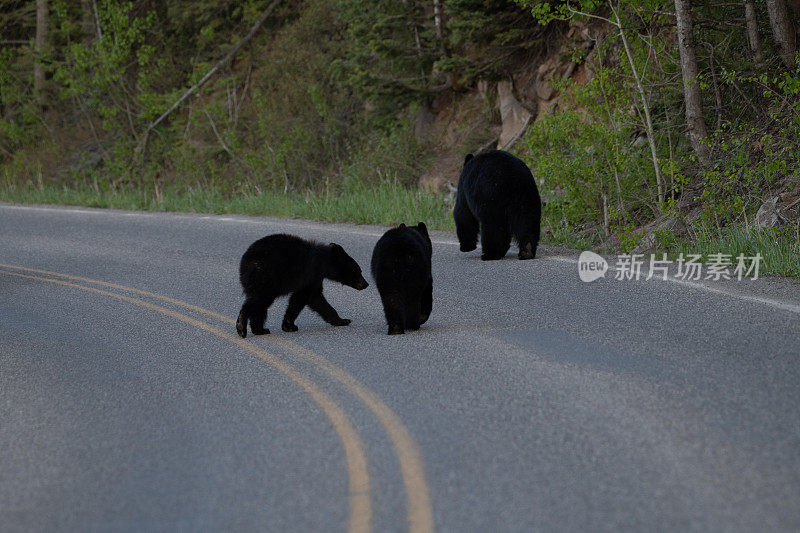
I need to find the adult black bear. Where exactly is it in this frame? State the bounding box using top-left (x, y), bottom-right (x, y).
top-left (236, 234), bottom-right (368, 337)
top-left (453, 150), bottom-right (541, 260)
top-left (371, 222), bottom-right (433, 335)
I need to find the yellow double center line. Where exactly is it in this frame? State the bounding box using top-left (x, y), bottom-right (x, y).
top-left (0, 263), bottom-right (433, 533)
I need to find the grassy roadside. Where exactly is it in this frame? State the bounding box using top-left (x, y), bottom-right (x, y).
top-left (2, 182), bottom-right (797, 279)
top-left (670, 225), bottom-right (800, 279)
top-left (0, 180), bottom-right (456, 231)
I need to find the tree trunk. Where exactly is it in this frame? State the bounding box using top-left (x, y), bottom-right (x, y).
top-left (674, 0), bottom-right (712, 166)
top-left (610, 3), bottom-right (664, 204)
top-left (743, 0), bottom-right (764, 66)
top-left (432, 0), bottom-right (444, 41)
top-left (80, 0), bottom-right (94, 42)
top-left (34, 0), bottom-right (48, 104)
top-left (766, 0), bottom-right (797, 69)
top-left (432, 0), bottom-right (453, 88)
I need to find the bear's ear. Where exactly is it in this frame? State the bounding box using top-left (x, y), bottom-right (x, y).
top-left (416, 222), bottom-right (428, 233)
top-left (330, 243), bottom-right (343, 252)
top-left (399, 223), bottom-right (406, 229)
top-left (464, 153), bottom-right (474, 165)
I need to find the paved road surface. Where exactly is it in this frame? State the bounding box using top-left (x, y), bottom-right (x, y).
top-left (2, 203), bottom-right (799, 532)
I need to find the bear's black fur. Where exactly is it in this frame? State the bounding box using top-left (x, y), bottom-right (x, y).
top-left (453, 149), bottom-right (541, 260)
top-left (236, 234), bottom-right (368, 337)
top-left (371, 222), bottom-right (433, 335)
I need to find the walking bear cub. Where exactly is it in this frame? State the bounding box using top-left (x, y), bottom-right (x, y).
top-left (236, 234), bottom-right (368, 337)
top-left (371, 222), bottom-right (433, 335)
top-left (453, 149), bottom-right (542, 260)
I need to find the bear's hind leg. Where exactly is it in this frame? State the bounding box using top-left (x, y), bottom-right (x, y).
top-left (405, 297), bottom-right (422, 331)
top-left (514, 220), bottom-right (540, 260)
top-left (419, 278), bottom-right (432, 326)
top-left (236, 307), bottom-right (248, 338)
top-left (480, 224), bottom-right (511, 261)
top-left (308, 290), bottom-right (351, 327)
top-left (237, 295), bottom-right (272, 337)
top-left (379, 290), bottom-right (405, 335)
top-left (454, 197), bottom-right (479, 252)
top-left (517, 238), bottom-right (537, 260)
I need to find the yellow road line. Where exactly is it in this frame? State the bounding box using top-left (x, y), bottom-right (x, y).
top-left (0, 262), bottom-right (434, 533)
top-left (0, 268), bottom-right (371, 533)
top-left (269, 337), bottom-right (434, 533)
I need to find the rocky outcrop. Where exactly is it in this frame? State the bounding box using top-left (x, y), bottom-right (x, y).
top-left (753, 188), bottom-right (800, 228)
top-left (418, 92), bottom-right (500, 192)
top-left (632, 216), bottom-right (688, 252)
top-left (418, 19), bottom-right (605, 192)
top-left (497, 81), bottom-right (532, 149)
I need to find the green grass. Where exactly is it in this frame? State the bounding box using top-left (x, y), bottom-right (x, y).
top-left (539, 214), bottom-right (799, 279)
top-left (539, 221), bottom-right (597, 252)
top-left (670, 224), bottom-right (800, 279)
top-left (0, 180), bottom-right (456, 231)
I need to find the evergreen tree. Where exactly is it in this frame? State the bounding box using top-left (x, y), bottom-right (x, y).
top-left (337, 0), bottom-right (439, 115)
top-left (441, 0), bottom-right (542, 84)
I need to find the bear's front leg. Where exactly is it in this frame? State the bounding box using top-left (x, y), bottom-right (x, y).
top-left (282, 290), bottom-right (312, 332)
top-left (308, 291), bottom-right (351, 327)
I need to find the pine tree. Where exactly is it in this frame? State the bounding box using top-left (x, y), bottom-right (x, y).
top-left (442, 0), bottom-right (541, 84)
top-left (338, 0), bottom-right (439, 115)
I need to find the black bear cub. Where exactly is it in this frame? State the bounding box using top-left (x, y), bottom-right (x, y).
top-left (236, 234), bottom-right (368, 337)
top-left (371, 222), bottom-right (433, 335)
top-left (453, 149), bottom-right (541, 260)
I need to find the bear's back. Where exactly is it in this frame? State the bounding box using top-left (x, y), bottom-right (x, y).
top-left (459, 150), bottom-right (540, 211)
top-left (240, 234), bottom-right (323, 293)
top-left (371, 226), bottom-right (431, 285)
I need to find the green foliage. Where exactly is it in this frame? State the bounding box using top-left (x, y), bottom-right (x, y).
top-left (337, 0), bottom-right (542, 118)
top-left (519, 0), bottom-right (601, 25)
top-left (687, 56), bottom-right (800, 227)
top-left (520, 58), bottom-right (658, 240)
top-left (0, 47), bottom-right (42, 149)
top-left (613, 222), bottom-right (644, 252)
top-left (336, 125), bottom-right (431, 222)
top-left (336, 0), bottom-right (438, 115)
top-left (440, 0), bottom-right (542, 83)
top-left (52, 0), bottom-right (164, 133)
top-left (516, 0), bottom-right (800, 264)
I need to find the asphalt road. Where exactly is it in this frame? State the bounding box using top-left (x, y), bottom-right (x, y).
top-left (1, 203), bottom-right (799, 532)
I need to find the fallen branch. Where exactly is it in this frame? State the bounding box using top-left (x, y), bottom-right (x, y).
top-left (500, 115), bottom-right (532, 152)
top-left (137, 0), bottom-right (280, 154)
top-left (203, 108), bottom-right (233, 156)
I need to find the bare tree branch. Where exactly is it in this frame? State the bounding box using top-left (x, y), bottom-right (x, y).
top-left (137, 0), bottom-right (281, 154)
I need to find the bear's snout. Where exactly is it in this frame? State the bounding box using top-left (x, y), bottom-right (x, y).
top-left (355, 277), bottom-right (369, 290)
